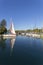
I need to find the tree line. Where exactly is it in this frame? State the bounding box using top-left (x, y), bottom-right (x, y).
top-left (16, 28), bottom-right (43, 35)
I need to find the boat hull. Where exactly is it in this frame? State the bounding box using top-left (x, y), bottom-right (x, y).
top-left (0, 34), bottom-right (16, 39)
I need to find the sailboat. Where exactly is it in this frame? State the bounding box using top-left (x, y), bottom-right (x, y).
top-left (2, 20), bottom-right (16, 39)
top-left (10, 22), bottom-right (16, 35)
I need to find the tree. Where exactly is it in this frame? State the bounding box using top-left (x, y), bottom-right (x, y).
top-left (0, 19), bottom-right (7, 34)
top-left (1, 19), bottom-right (7, 27)
top-left (0, 26), bottom-right (7, 34)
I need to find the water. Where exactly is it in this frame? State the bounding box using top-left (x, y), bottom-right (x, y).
top-left (0, 36), bottom-right (43, 65)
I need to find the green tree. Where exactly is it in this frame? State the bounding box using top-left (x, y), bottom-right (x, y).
top-left (0, 19), bottom-right (7, 34)
top-left (0, 26), bottom-right (7, 34)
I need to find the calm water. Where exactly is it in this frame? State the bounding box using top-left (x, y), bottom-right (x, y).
top-left (0, 36), bottom-right (43, 65)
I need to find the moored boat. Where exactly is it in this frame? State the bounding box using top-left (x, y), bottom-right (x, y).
top-left (0, 19), bottom-right (16, 39)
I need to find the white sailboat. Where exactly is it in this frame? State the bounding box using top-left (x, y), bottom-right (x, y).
top-left (10, 22), bottom-right (16, 35)
top-left (2, 20), bottom-right (16, 39)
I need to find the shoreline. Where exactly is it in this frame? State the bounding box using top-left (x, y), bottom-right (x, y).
top-left (0, 33), bottom-right (43, 39)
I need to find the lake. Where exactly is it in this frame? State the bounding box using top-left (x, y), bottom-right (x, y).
top-left (0, 36), bottom-right (43, 65)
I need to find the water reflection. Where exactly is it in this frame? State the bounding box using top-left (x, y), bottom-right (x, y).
top-left (0, 36), bottom-right (16, 56)
top-left (0, 36), bottom-right (43, 65)
top-left (3, 36), bottom-right (16, 56)
top-left (0, 37), bottom-right (6, 49)
top-left (10, 38), bottom-right (16, 56)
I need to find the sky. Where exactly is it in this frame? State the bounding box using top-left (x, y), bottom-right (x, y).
top-left (0, 0), bottom-right (43, 30)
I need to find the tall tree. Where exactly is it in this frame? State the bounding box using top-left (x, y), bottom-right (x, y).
top-left (0, 19), bottom-right (7, 34)
top-left (1, 19), bottom-right (7, 27)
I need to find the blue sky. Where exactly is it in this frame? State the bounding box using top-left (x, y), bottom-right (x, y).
top-left (0, 0), bottom-right (43, 30)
